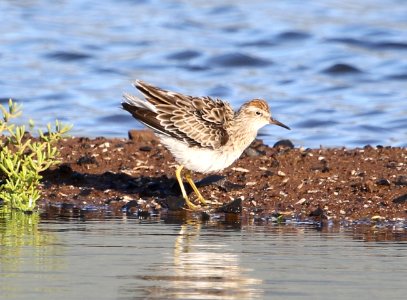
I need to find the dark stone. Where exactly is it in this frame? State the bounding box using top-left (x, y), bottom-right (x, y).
top-left (393, 193), bottom-right (407, 204)
top-left (394, 175), bottom-right (407, 186)
top-left (77, 155), bottom-right (97, 165)
top-left (218, 197), bottom-right (242, 214)
top-left (160, 196), bottom-right (186, 211)
top-left (201, 211), bottom-right (211, 221)
top-left (262, 170), bottom-right (274, 177)
top-left (273, 139), bottom-right (294, 149)
top-left (122, 200), bottom-right (139, 214)
top-left (138, 210), bottom-right (151, 218)
top-left (78, 188), bottom-right (92, 196)
top-left (376, 178), bottom-right (391, 186)
top-left (61, 202), bottom-right (75, 210)
top-left (244, 147), bottom-right (261, 157)
top-left (309, 206), bottom-right (324, 217)
top-left (311, 160), bottom-right (330, 173)
top-left (139, 146), bottom-right (152, 152)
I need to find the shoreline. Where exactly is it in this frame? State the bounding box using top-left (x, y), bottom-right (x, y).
top-left (38, 130), bottom-right (406, 223)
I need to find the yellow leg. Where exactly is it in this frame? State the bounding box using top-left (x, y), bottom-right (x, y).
top-left (175, 165), bottom-right (198, 210)
top-left (185, 170), bottom-right (207, 206)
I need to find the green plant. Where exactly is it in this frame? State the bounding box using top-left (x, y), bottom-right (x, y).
top-left (0, 99), bottom-right (71, 212)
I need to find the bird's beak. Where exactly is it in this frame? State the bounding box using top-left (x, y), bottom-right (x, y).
top-left (270, 117), bottom-right (291, 130)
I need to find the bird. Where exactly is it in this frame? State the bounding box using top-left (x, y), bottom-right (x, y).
top-left (122, 80), bottom-right (290, 210)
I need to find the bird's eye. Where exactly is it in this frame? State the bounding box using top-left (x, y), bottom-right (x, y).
top-left (255, 111), bottom-right (261, 116)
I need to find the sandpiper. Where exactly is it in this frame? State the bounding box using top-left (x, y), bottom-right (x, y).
top-left (122, 80), bottom-right (290, 209)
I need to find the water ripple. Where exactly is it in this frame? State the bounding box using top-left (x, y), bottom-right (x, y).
top-left (1, 0), bottom-right (406, 147)
top-left (208, 53), bottom-right (272, 67)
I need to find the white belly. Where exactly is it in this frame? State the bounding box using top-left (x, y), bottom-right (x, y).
top-left (159, 135), bottom-right (243, 173)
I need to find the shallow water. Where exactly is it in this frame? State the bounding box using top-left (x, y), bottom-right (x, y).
top-left (0, 212), bottom-right (406, 300)
top-left (1, 0), bottom-right (406, 148)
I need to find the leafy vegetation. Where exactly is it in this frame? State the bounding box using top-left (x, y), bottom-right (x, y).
top-left (0, 99), bottom-right (71, 212)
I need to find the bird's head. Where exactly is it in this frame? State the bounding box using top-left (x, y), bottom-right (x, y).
top-left (238, 99), bottom-right (290, 131)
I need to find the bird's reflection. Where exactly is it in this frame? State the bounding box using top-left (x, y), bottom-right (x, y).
top-left (138, 219), bottom-right (263, 299)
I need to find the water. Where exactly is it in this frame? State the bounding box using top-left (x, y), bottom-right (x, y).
top-left (1, 213), bottom-right (406, 300)
top-left (1, 0), bottom-right (406, 148)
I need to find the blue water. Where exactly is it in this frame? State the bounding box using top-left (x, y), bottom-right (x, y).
top-left (1, 214), bottom-right (406, 300)
top-left (1, 0), bottom-right (406, 148)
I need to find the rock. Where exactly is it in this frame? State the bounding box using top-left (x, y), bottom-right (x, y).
top-left (77, 155), bottom-right (97, 165)
top-left (376, 178), bottom-right (391, 186)
top-left (160, 196), bottom-right (186, 211)
top-left (121, 200), bottom-right (139, 213)
top-left (394, 175), bottom-right (407, 186)
top-left (139, 146), bottom-right (152, 152)
top-left (295, 198), bottom-right (306, 205)
top-left (371, 215), bottom-right (385, 221)
top-left (392, 193), bottom-right (407, 204)
top-left (262, 170), bottom-right (274, 177)
top-left (244, 147), bottom-right (261, 157)
top-left (232, 167), bottom-right (250, 173)
top-left (61, 202), bottom-right (75, 211)
top-left (218, 197), bottom-right (242, 214)
top-left (309, 206), bottom-right (324, 217)
top-left (273, 139), bottom-right (294, 149)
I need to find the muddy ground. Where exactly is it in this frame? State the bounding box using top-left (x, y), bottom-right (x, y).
top-left (39, 130), bottom-right (407, 224)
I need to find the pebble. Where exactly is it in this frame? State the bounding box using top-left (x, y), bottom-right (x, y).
top-left (279, 191), bottom-right (288, 197)
top-left (244, 147), bottom-right (261, 157)
top-left (98, 142), bottom-right (110, 148)
top-left (218, 197), bottom-right (242, 214)
top-left (376, 178), bottom-right (391, 186)
top-left (139, 146), bottom-right (152, 152)
top-left (77, 155), bottom-right (97, 165)
top-left (392, 193), bottom-right (407, 204)
top-left (296, 198), bottom-right (306, 205)
top-left (232, 167), bottom-right (250, 173)
top-left (394, 175), bottom-right (407, 186)
top-left (273, 139), bottom-right (294, 149)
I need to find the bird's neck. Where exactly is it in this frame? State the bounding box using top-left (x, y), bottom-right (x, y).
top-left (228, 117), bottom-right (259, 151)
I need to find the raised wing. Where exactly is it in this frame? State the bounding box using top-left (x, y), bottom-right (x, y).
top-left (123, 80), bottom-right (235, 149)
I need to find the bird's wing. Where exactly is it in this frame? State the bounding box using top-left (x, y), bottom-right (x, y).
top-left (130, 80), bottom-right (235, 149)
